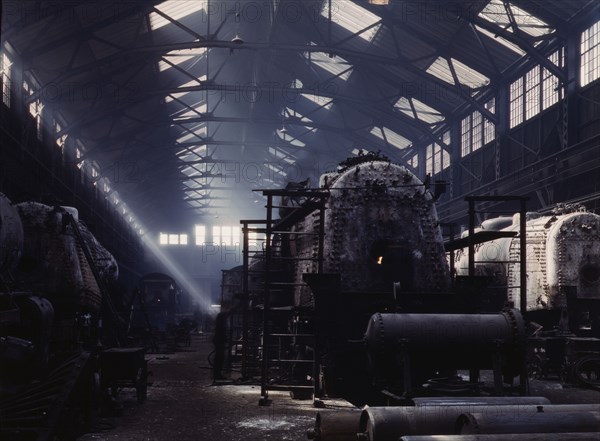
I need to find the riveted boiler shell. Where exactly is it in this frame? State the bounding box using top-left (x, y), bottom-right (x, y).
top-left (0, 193), bottom-right (24, 274)
top-left (15, 203), bottom-right (104, 311)
top-left (317, 162), bottom-right (449, 295)
top-left (456, 211), bottom-right (600, 311)
top-left (545, 212), bottom-right (600, 303)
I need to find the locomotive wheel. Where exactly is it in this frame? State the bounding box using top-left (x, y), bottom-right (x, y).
top-left (527, 354), bottom-right (545, 380)
top-left (572, 354), bottom-right (600, 388)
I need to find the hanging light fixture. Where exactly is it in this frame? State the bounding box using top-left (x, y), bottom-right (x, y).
top-left (279, 110), bottom-right (288, 140)
top-left (230, 11), bottom-right (243, 51)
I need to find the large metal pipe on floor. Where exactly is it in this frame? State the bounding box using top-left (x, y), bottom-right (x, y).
top-left (411, 397), bottom-right (550, 407)
top-left (400, 433), bottom-right (600, 441)
top-left (305, 398), bottom-right (552, 441)
top-left (456, 411), bottom-right (600, 434)
top-left (358, 405), bottom-right (600, 441)
top-left (307, 409), bottom-right (363, 441)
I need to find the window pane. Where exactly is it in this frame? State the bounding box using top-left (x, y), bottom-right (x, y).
top-left (195, 225), bottom-right (205, 245)
top-left (581, 20), bottom-right (600, 87)
top-left (159, 233), bottom-right (169, 245)
top-left (231, 226), bottom-right (240, 245)
top-left (510, 77), bottom-right (524, 128)
top-left (180, 234), bottom-right (188, 245)
top-left (169, 234), bottom-right (179, 245)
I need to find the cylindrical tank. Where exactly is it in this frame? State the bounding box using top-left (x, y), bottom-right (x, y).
top-left (455, 208), bottom-right (600, 312)
top-left (364, 310), bottom-right (526, 380)
top-left (306, 409), bottom-right (363, 441)
top-left (292, 159), bottom-right (450, 305)
top-left (400, 433), bottom-right (600, 441)
top-left (456, 411), bottom-right (600, 434)
top-left (0, 193), bottom-right (23, 274)
top-left (359, 405), bottom-right (600, 441)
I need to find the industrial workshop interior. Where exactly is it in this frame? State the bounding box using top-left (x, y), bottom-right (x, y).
top-left (2, 0), bottom-right (600, 440)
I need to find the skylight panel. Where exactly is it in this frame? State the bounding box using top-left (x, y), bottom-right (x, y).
top-left (150, 1), bottom-right (205, 30)
top-left (370, 126), bottom-right (412, 150)
top-left (177, 145), bottom-right (206, 157)
top-left (175, 102), bottom-right (207, 118)
top-left (285, 107), bottom-right (313, 124)
top-left (266, 163), bottom-right (287, 177)
top-left (451, 58), bottom-right (489, 88)
top-left (268, 147), bottom-right (296, 165)
top-left (426, 57), bottom-right (489, 88)
top-left (394, 97), bottom-right (444, 124)
top-left (159, 48), bottom-right (206, 72)
top-left (301, 93), bottom-right (334, 110)
top-left (479, 0), bottom-right (553, 37)
top-left (276, 129), bottom-right (306, 147)
top-left (321, 0), bottom-right (382, 42)
top-left (307, 50), bottom-right (353, 81)
top-left (474, 25), bottom-right (526, 56)
top-left (176, 124), bottom-right (207, 143)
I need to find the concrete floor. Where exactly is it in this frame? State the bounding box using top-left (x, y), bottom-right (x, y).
top-left (78, 334), bottom-right (599, 441)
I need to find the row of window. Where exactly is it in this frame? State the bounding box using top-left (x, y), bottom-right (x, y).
top-left (160, 225), bottom-right (247, 247)
top-left (423, 20), bottom-right (600, 169)
top-left (0, 50), bottom-right (144, 237)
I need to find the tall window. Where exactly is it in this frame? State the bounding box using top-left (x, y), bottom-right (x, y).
top-left (543, 51), bottom-right (562, 109)
top-left (510, 77), bottom-right (524, 128)
top-left (212, 225), bottom-right (240, 246)
top-left (461, 99), bottom-right (495, 157)
top-left (510, 49), bottom-right (564, 128)
top-left (425, 132), bottom-right (451, 176)
top-left (581, 20), bottom-right (600, 87)
top-left (461, 116), bottom-right (471, 157)
top-left (24, 79), bottom-right (44, 140)
top-left (1, 52), bottom-right (12, 107)
top-left (407, 154), bottom-right (418, 170)
top-left (195, 224), bottom-right (206, 245)
top-left (484, 99), bottom-right (496, 144)
top-left (53, 118), bottom-right (67, 151)
top-left (525, 65), bottom-right (541, 120)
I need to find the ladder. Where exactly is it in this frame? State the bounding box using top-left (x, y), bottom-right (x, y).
top-left (241, 188), bottom-right (327, 405)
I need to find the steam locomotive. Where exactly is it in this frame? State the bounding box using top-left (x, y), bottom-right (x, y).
top-left (453, 206), bottom-right (600, 385)
top-left (0, 193), bottom-right (122, 440)
top-left (454, 206), bottom-right (600, 334)
top-left (221, 153), bottom-right (550, 405)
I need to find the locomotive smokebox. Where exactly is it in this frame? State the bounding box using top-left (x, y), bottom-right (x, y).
top-left (364, 310), bottom-right (526, 385)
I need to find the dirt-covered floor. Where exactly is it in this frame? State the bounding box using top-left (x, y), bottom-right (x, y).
top-left (78, 334), bottom-right (599, 441)
top-left (78, 334), bottom-right (351, 441)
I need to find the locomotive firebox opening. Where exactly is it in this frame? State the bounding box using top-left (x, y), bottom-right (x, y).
top-left (369, 240), bottom-right (413, 290)
top-left (580, 264), bottom-right (600, 286)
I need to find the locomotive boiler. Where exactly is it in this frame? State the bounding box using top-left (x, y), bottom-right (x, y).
top-left (454, 205), bottom-right (600, 334)
top-left (289, 154), bottom-right (451, 306)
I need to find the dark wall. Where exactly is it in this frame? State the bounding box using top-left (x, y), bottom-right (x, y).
top-left (0, 101), bottom-right (147, 292)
